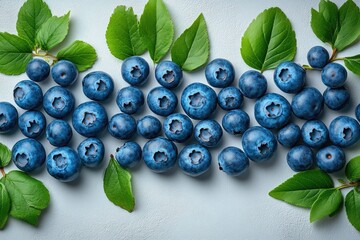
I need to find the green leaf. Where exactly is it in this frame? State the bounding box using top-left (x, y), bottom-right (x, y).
top-left (106, 6), bottom-right (146, 60)
top-left (2, 170), bottom-right (50, 226)
top-left (345, 188), bottom-right (360, 231)
top-left (269, 170), bottom-right (334, 208)
top-left (16, 0), bottom-right (52, 47)
top-left (0, 182), bottom-right (10, 230)
top-left (345, 155), bottom-right (360, 182)
top-left (139, 0), bottom-right (174, 63)
top-left (240, 7), bottom-right (296, 71)
top-left (104, 156), bottom-right (135, 212)
top-left (0, 32), bottom-right (33, 75)
top-left (35, 12), bottom-right (70, 50)
top-left (57, 40), bottom-right (97, 72)
top-left (310, 188), bottom-right (343, 222)
top-left (344, 55), bottom-right (360, 76)
top-left (0, 143), bottom-right (11, 168)
top-left (171, 13), bottom-right (209, 72)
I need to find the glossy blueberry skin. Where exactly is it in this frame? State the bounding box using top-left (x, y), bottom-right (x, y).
top-left (46, 120), bottom-right (73, 147)
top-left (321, 63), bottom-right (347, 88)
top-left (274, 61), bottom-right (305, 93)
top-left (356, 104), bottom-right (360, 122)
top-left (0, 102), bottom-right (18, 133)
top-left (316, 145), bottom-right (345, 173)
top-left (238, 70), bottom-right (267, 99)
top-left (51, 60), bottom-right (78, 87)
top-left (121, 56), bottom-right (150, 86)
top-left (218, 147), bottom-right (249, 176)
top-left (116, 86), bottom-right (144, 114)
top-left (108, 113), bottom-right (136, 140)
top-left (77, 138), bottom-right (105, 167)
top-left (277, 123), bottom-right (301, 148)
top-left (137, 115), bottom-right (162, 139)
top-left (46, 147), bottom-right (82, 182)
top-left (181, 83), bottom-right (217, 120)
top-left (222, 109), bottom-right (250, 135)
top-left (242, 126), bottom-right (277, 162)
top-left (43, 86), bottom-right (75, 119)
top-left (323, 87), bottom-right (350, 110)
top-left (307, 46), bottom-right (329, 68)
top-left (163, 113), bottom-right (193, 143)
top-left (329, 116), bottom-right (360, 148)
top-left (155, 61), bottom-right (183, 89)
top-left (26, 58), bottom-right (50, 82)
top-left (12, 138), bottom-right (46, 172)
top-left (205, 58), bottom-right (235, 88)
top-left (287, 145), bottom-right (314, 172)
top-left (82, 71), bottom-right (114, 101)
top-left (147, 87), bottom-right (178, 117)
top-left (115, 141), bottom-right (142, 168)
top-left (18, 111), bottom-right (46, 138)
top-left (142, 137), bottom-right (178, 173)
top-left (178, 144), bottom-right (211, 177)
top-left (194, 120), bottom-right (223, 147)
top-left (301, 120), bottom-right (328, 148)
top-left (291, 87), bottom-right (324, 120)
top-left (72, 101), bottom-right (108, 137)
top-left (13, 80), bottom-right (43, 110)
top-left (217, 87), bottom-right (243, 110)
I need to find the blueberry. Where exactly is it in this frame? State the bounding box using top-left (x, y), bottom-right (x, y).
top-left (147, 87), bottom-right (178, 117)
top-left (274, 61), bottom-right (305, 93)
top-left (155, 61), bottom-right (183, 89)
top-left (137, 115), bottom-right (162, 139)
top-left (238, 70), bottom-right (267, 99)
top-left (77, 138), bottom-right (105, 168)
top-left (13, 80), bottom-right (43, 110)
top-left (46, 147), bottom-right (82, 182)
top-left (142, 137), bottom-right (178, 173)
top-left (307, 46), bottom-right (329, 68)
top-left (0, 102), bottom-right (18, 133)
top-left (163, 113), bottom-right (193, 143)
top-left (51, 60), bottom-right (78, 87)
top-left (108, 113), bottom-right (136, 140)
top-left (222, 109), bottom-right (250, 135)
top-left (194, 120), bottom-right (223, 148)
top-left (316, 145), bottom-right (345, 173)
top-left (218, 147), bottom-right (249, 176)
top-left (323, 87), bottom-right (350, 110)
top-left (82, 71), bottom-right (114, 101)
top-left (115, 141), bottom-right (142, 168)
top-left (12, 138), bottom-right (46, 172)
top-left (356, 104), bottom-right (360, 122)
top-left (217, 86), bottom-right (243, 110)
top-left (287, 145), bottom-right (314, 172)
top-left (72, 101), bottom-right (108, 137)
top-left (291, 87), bottom-right (324, 120)
top-left (116, 86), bottom-right (144, 114)
top-left (178, 144), bottom-right (211, 177)
top-left (181, 83), bottom-right (217, 120)
top-left (46, 120), bottom-right (73, 147)
top-left (242, 126), bottom-right (277, 162)
top-left (18, 110), bottom-right (46, 138)
top-left (301, 120), bottom-right (328, 148)
top-left (329, 116), bottom-right (360, 148)
top-left (321, 63), bottom-right (347, 88)
top-left (43, 86), bottom-right (75, 119)
top-left (277, 123), bottom-right (301, 148)
top-left (26, 58), bottom-right (50, 82)
top-left (121, 56), bottom-right (149, 86)
top-left (205, 58), bottom-right (235, 88)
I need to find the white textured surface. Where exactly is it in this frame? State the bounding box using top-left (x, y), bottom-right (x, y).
top-left (1, 0), bottom-right (360, 239)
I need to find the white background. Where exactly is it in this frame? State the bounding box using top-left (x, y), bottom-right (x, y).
top-left (1, 0), bottom-right (360, 239)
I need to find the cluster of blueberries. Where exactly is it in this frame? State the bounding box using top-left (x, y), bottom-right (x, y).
top-left (0, 45), bottom-right (360, 182)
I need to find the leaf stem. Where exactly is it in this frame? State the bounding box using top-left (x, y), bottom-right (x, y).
top-left (0, 168), bottom-right (5, 177)
top-left (332, 57), bottom-right (344, 61)
top-left (32, 50), bottom-right (58, 62)
top-left (329, 48), bottom-right (338, 62)
top-left (302, 65), bottom-right (321, 71)
top-left (336, 181), bottom-right (360, 190)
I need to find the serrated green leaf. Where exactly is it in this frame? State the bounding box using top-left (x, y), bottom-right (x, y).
top-left (345, 155), bottom-right (360, 182)
top-left (106, 6), bottom-right (146, 60)
top-left (310, 188), bottom-right (343, 222)
top-left (0, 182), bottom-right (10, 230)
top-left (139, 0), bottom-right (174, 63)
top-left (240, 7), bottom-right (296, 71)
top-left (171, 13), bottom-right (209, 72)
top-left (344, 55), bottom-right (360, 76)
top-left (57, 40), bottom-right (97, 72)
top-left (345, 188), bottom-right (360, 231)
top-left (16, 0), bottom-right (52, 47)
top-left (269, 170), bottom-right (334, 208)
top-left (103, 157), bottom-right (135, 212)
top-left (0, 32), bottom-right (33, 75)
top-left (35, 12), bottom-right (70, 50)
top-left (0, 143), bottom-right (11, 168)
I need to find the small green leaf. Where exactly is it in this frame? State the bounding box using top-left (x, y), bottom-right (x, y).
top-left (106, 6), bottom-right (146, 60)
top-left (57, 40), bottom-right (97, 72)
top-left (171, 13), bottom-right (209, 72)
top-left (139, 0), bottom-right (174, 63)
top-left (345, 188), bottom-right (360, 231)
top-left (344, 55), bottom-right (360, 76)
top-left (0, 143), bottom-right (11, 168)
top-left (310, 188), bottom-right (343, 222)
top-left (16, 0), bottom-right (52, 47)
top-left (0, 32), bottom-right (33, 75)
top-left (0, 182), bottom-right (10, 230)
top-left (269, 170), bottom-right (334, 208)
top-left (240, 7), bottom-right (296, 71)
top-left (35, 12), bottom-right (70, 51)
top-left (345, 155), bottom-right (360, 182)
top-left (103, 156), bottom-right (135, 212)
